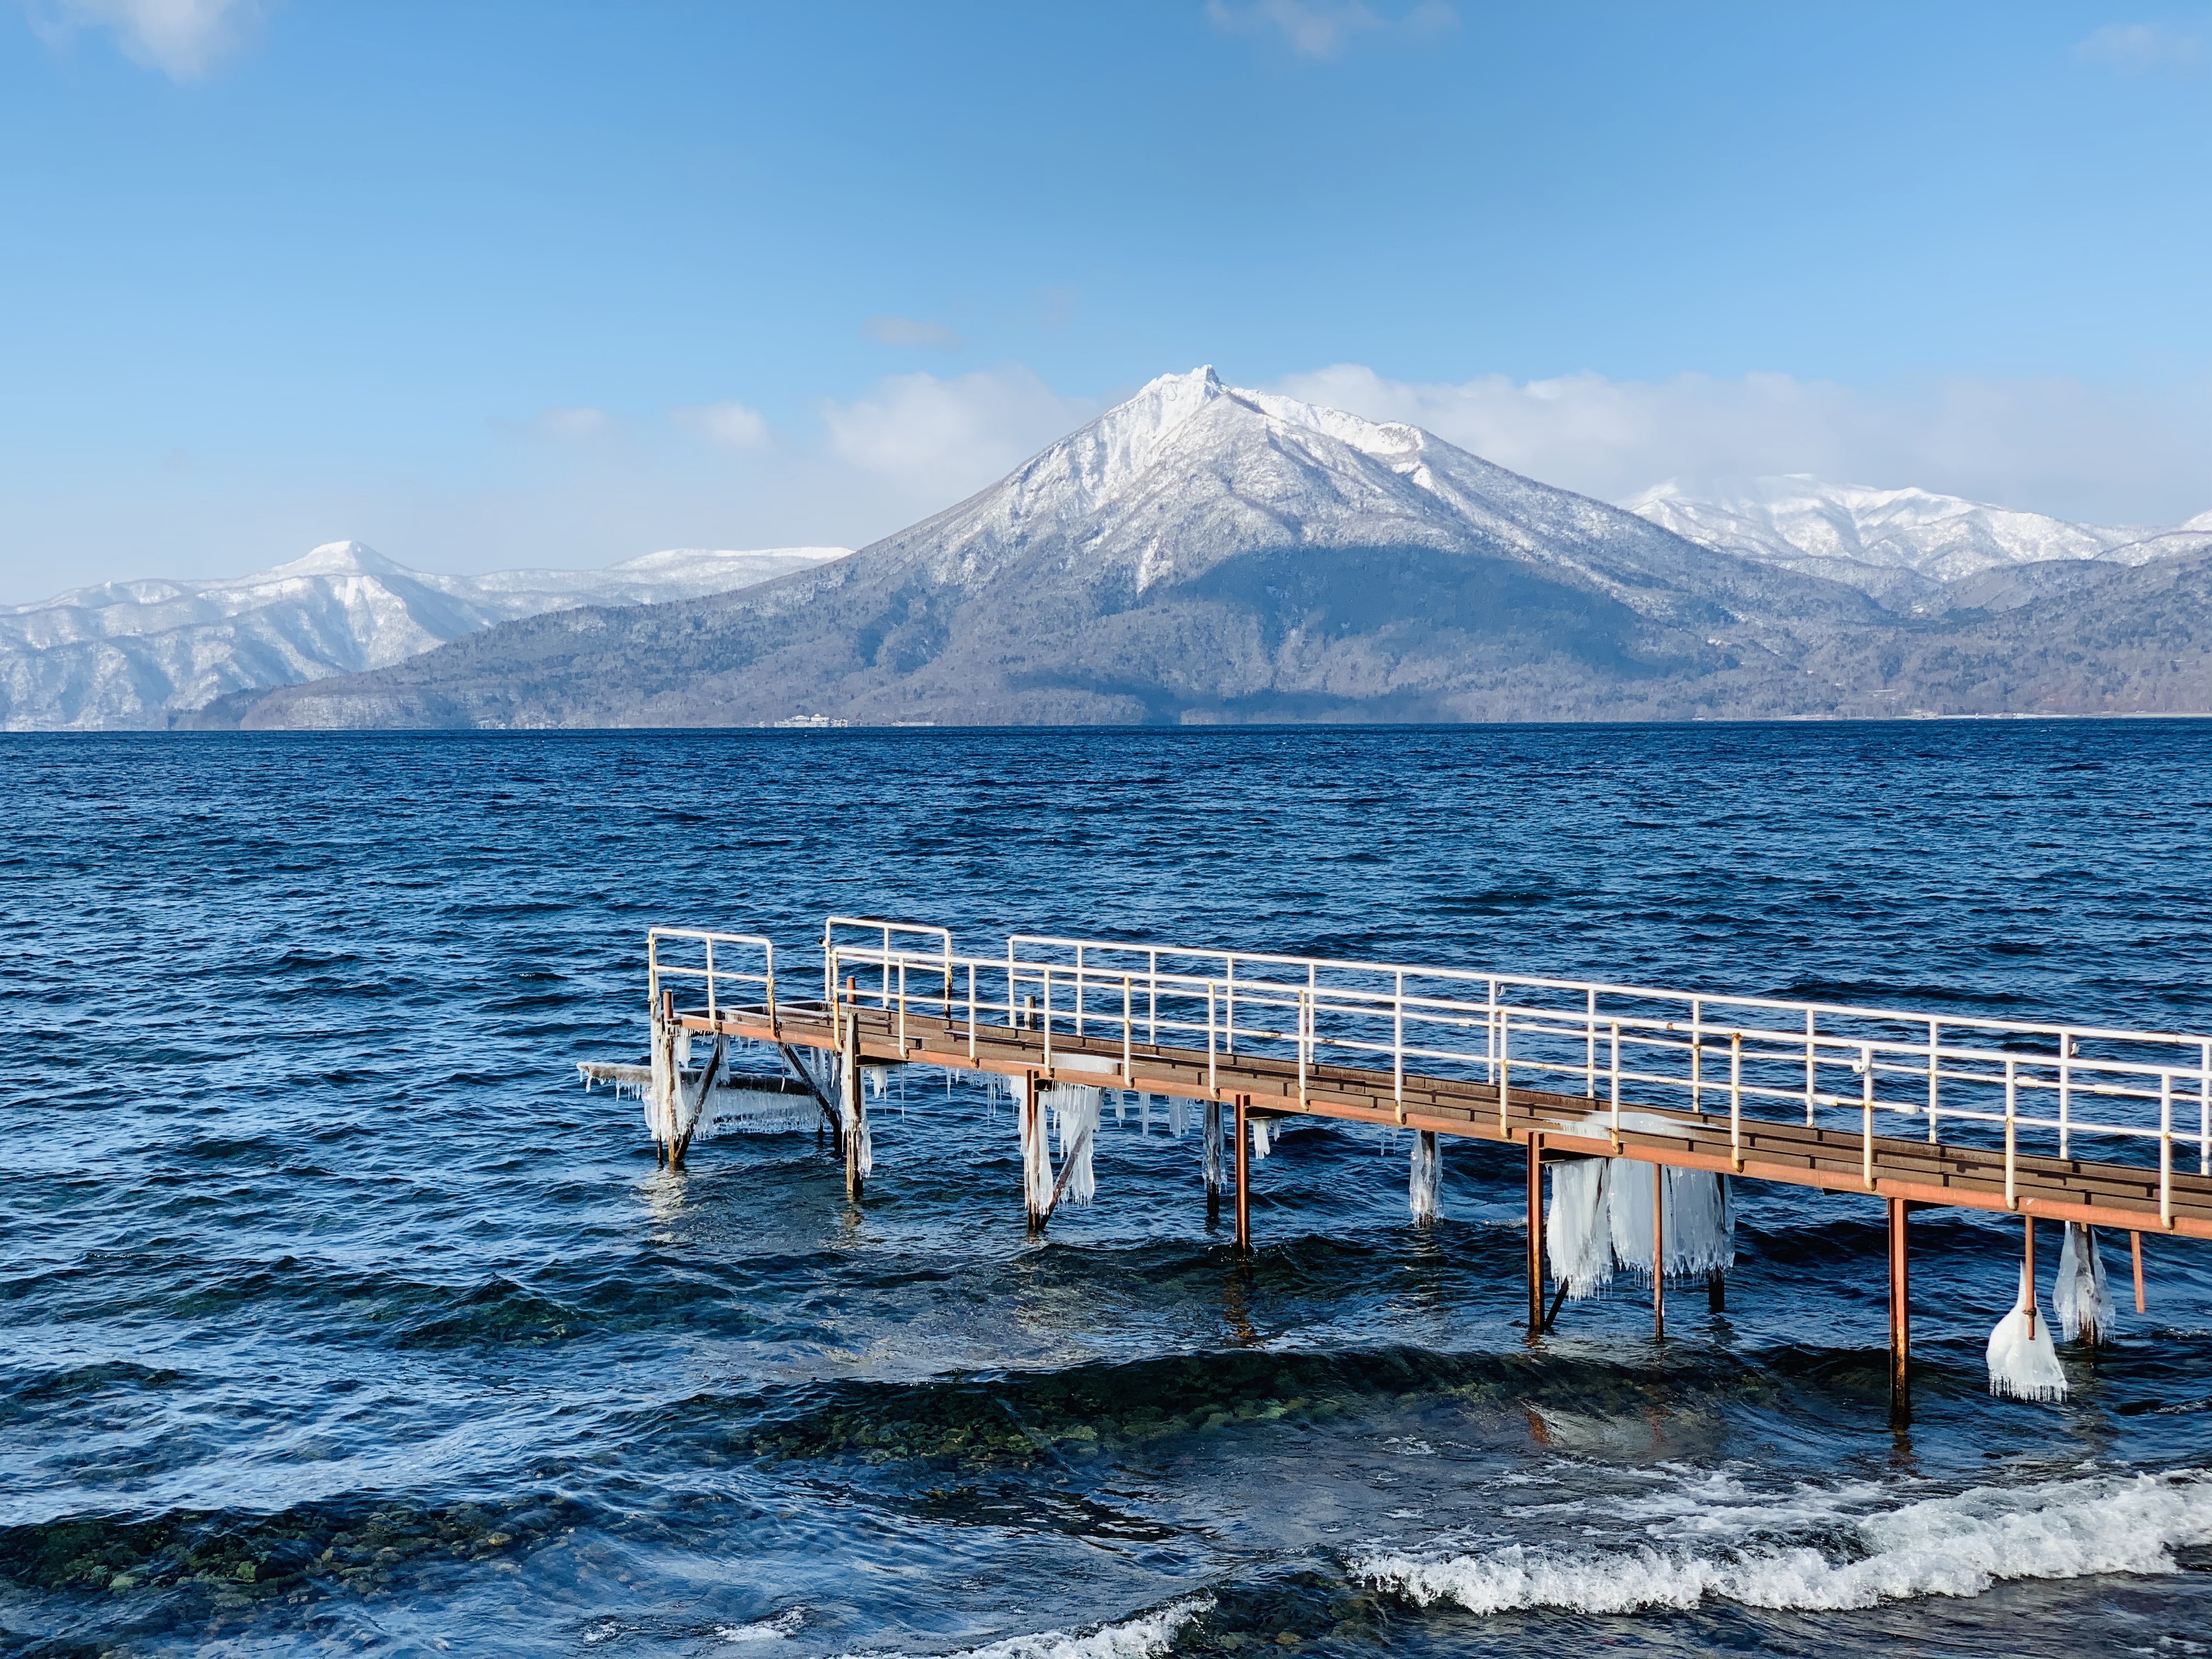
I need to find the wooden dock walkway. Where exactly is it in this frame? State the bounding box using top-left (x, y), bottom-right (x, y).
top-left (608, 918), bottom-right (2212, 1421)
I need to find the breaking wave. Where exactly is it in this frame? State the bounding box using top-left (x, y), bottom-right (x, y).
top-left (837, 1597), bottom-right (1211, 1659)
top-left (1356, 1471), bottom-right (2212, 1614)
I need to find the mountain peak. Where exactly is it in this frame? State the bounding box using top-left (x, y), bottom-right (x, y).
top-left (267, 541), bottom-right (408, 580)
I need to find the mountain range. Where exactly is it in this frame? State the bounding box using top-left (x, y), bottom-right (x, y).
top-left (197, 366), bottom-right (2208, 728)
top-left (1, 541), bottom-right (847, 730)
top-left (16, 367), bottom-right (2212, 729)
top-left (1627, 476), bottom-right (2212, 613)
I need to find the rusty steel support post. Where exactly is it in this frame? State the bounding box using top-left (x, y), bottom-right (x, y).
top-left (2133, 1230), bottom-right (2147, 1313)
top-left (1526, 1135), bottom-right (1545, 1334)
top-left (1888, 1197), bottom-right (1911, 1427)
top-left (1234, 1094), bottom-right (1251, 1255)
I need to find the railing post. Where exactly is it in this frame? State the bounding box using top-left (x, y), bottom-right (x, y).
top-left (1122, 974), bottom-right (1133, 1080)
top-left (2004, 1057), bottom-right (2018, 1211)
top-left (1610, 1020), bottom-right (1622, 1146)
top-left (1585, 988), bottom-right (1598, 1098)
top-left (1690, 998), bottom-right (1703, 1117)
top-left (1148, 949), bottom-right (1159, 1045)
top-left (2199, 1041), bottom-right (2210, 1177)
top-left (1075, 943), bottom-right (1085, 1039)
top-left (897, 958), bottom-right (907, 1050)
top-left (2058, 1033), bottom-right (2072, 1160)
top-left (1497, 1009), bottom-right (1511, 1135)
top-left (1729, 1031), bottom-right (1743, 1171)
top-left (1861, 1041), bottom-right (1875, 1191)
top-left (967, 963), bottom-right (977, 1061)
top-left (2162, 1071), bottom-right (2175, 1230)
top-left (1042, 965), bottom-right (1053, 1069)
top-left (1207, 982), bottom-right (1218, 1099)
top-left (1392, 971), bottom-right (1406, 1124)
top-left (1297, 986), bottom-right (1310, 1111)
top-left (704, 935), bottom-right (716, 1025)
top-left (1926, 1019), bottom-right (1940, 1143)
top-left (1803, 1007), bottom-right (1817, 1127)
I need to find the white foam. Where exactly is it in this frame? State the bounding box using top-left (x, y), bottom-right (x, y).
top-left (836, 1597), bottom-right (1211, 1659)
top-left (717, 1610), bottom-right (805, 1643)
top-left (1357, 1471), bottom-right (2212, 1614)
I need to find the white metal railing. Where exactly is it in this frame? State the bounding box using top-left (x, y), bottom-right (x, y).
top-left (647, 927), bottom-right (776, 1027)
top-left (795, 926), bottom-right (2212, 1229)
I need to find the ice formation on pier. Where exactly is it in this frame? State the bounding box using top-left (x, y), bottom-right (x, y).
top-left (1408, 1131), bottom-right (1441, 1224)
top-left (1051, 1084), bottom-right (1102, 1206)
top-left (1542, 1113), bottom-right (1735, 1298)
top-left (2053, 1223), bottom-right (2118, 1345)
top-left (1987, 1266), bottom-right (2069, 1401)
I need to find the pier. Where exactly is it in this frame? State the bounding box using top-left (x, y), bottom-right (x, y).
top-left (600, 917), bottom-right (2212, 1423)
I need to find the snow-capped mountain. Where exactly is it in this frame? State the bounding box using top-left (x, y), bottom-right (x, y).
top-left (225, 368), bottom-right (1886, 729)
top-left (1626, 476), bottom-right (2212, 611)
top-left (2, 541), bottom-right (848, 730)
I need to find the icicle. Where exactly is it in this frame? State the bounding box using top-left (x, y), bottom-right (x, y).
top-left (838, 1064), bottom-right (872, 1180)
top-left (1049, 1084), bottom-right (1102, 1206)
top-left (1015, 1075), bottom-right (1053, 1215)
top-left (1250, 1119), bottom-right (1271, 1159)
top-left (1987, 1266), bottom-right (2069, 1402)
top-left (2053, 1223), bottom-right (2118, 1345)
top-left (1141, 1092), bottom-right (1153, 1135)
top-left (1203, 1098), bottom-right (1223, 1190)
top-left (1170, 1096), bottom-right (1190, 1137)
top-left (1661, 1169), bottom-right (1734, 1277)
top-left (1114, 1090), bottom-right (1128, 1127)
top-left (1546, 1157), bottom-right (1613, 1299)
top-left (1408, 1130), bottom-right (1441, 1224)
top-left (1607, 1156), bottom-right (1657, 1276)
top-left (864, 1065), bottom-right (889, 1101)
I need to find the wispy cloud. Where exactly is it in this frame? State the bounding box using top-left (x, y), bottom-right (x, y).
top-left (1204, 0), bottom-right (1454, 61)
top-left (1271, 363), bottom-right (2212, 526)
top-left (674, 400), bottom-right (773, 449)
top-left (533, 406), bottom-right (614, 441)
top-left (25, 0), bottom-right (268, 80)
top-left (862, 315), bottom-right (964, 349)
top-left (2073, 22), bottom-right (2203, 75)
top-left (820, 365), bottom-right (1096, 499)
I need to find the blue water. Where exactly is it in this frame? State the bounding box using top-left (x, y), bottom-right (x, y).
top-left (7, 721), bottom-right (2212, 1659)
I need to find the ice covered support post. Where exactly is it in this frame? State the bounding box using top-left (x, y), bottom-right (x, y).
top-left (1652, 1163), bottom-right (1666, 1340)
top-left (1204, 1097), bottom-right (1224, 1225)
top-left (1526, 1135), bottom-right (1545, 1334)
top-left (1234, 1094), bottom-right (1251, 1255)
top-left (1888, 1197), bottom-right (1911, 1426)
top-left (842, 1008), bottom-right (864, 1202)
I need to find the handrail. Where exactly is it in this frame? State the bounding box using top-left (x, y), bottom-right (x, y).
top-left (640, 919), bottom-right (2212, 1229)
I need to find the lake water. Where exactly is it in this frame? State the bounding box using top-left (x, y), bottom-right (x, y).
top-left (7, 720), bottom-right (2212, 1659)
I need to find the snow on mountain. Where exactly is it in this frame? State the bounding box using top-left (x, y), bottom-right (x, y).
top-left (1626, 476), bottom-right (2212, 611)
top-left (229, 368), bottom-right (1889, 730)
top-left (1, 541), bottom-right (848, 730)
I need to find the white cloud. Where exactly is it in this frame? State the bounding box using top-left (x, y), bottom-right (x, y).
top-left (674, 400), bottom-right (773, 449)
top-left (533, 406), bottom-right (614, 441)
top-left (2074, 22), bottom-right (2204, 74)
top-left (820, 365), bottom-right (1098, 500)
top-left (1271, 363), bottom-right (2212, 525)
top-left (862, 315), bottom-right (964, 349)
top-left (1204, 0), bottom-right (1454, 60)
top-left (27, 0), bottom-right (266, 79)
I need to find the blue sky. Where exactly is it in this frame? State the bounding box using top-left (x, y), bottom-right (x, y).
top-left (3, 1), bottom-right (2210, 598)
